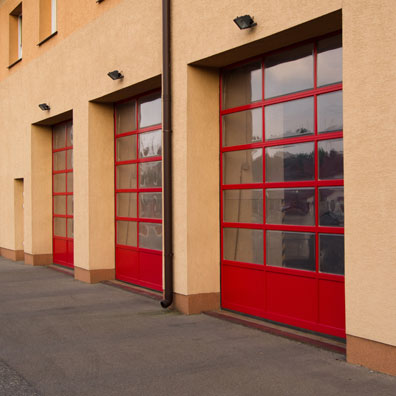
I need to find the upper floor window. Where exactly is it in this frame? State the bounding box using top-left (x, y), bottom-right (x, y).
top-left (39, 0), bottom-right (57, 44)
top-left (8, 3), bottom-right (22, 67)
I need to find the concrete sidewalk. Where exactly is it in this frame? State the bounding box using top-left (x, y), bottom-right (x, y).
top-left (0, 257), bottom-right (395, 396)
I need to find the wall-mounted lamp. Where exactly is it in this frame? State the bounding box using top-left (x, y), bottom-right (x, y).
top-left (233, 15), bottom-right (257, 29)
top-left (38, 103), bottom-right (50, 111)
top-left (107, 70), bottom-right (124, 80)
top-left (96, 0), bottom-right (105, 3)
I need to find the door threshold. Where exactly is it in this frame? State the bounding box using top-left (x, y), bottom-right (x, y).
top-left (102, 279), bottom-right (162, 301)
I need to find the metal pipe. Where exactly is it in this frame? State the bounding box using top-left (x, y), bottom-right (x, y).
top-left (161, 0), bottom-right (173, 309)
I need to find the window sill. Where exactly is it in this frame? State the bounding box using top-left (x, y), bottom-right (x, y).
top-left (37, 31), bottom-right (58, 46)
top-left (7, 58), bottom-right (22, 69)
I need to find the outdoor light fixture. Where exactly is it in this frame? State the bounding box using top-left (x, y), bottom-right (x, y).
top-left (233, 15), bottom-right (257, 29)
top-left (96, 0), bottom-right (104, 3)
top-left (107, 70), bottom-right (124, 80)
top-left (38, 103), bottom-right (50, 111)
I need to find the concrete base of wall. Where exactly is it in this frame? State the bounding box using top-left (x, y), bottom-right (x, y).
top-left (173, 292), bottom-right (220, 314)
top-left (347, 335), bottom-right (396, 376)
top-left (74, 267), bottom-right (115, 284)
top-left (1, 248), bottom-right (24, 261)
top-left (24, 253), bottom-right (53, 266)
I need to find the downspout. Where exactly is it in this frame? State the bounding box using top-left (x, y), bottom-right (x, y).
top-left (161, 0), bottom-right (173, 308)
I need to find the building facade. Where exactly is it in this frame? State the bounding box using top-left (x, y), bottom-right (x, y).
top-left (0, 0), bottom-right (395, 376)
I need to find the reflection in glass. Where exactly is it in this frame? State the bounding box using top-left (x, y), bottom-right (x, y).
top-left (319, 187), bottom-right (344, 227)
top-left (266, 142), bottom-right (314, 182)
top-left (139, 222), bottom-right (162, 251)
top-left (116, 193), bottom-right (137, 218)
top-left (116, 164), bottom-right (137, 189)
top-left (67, 196), bottom-right (73, 216)
top-left (116, 101), bottom-right (136, 134)
top-left (53, 196), bottom-right (66, 215)
top-left (67, 173), bottom-right (73, 192)
top-left (266, 188), bottom-right (315, 226)
top-left (53, 124), bottom-right (66, 149)
top-left (265, 97), bottom-right (314, 140)
top-left (223, 227), bottom-right (263, 264)
top-left (116, 135), bottom-right (137, 161)
top-left (66, 149), bottom-right (73, 170)
top-left (139, 130), bottom-right (162, 158)
top-left (317, 35), bottom-right (342, 87)
top-left (53, 174), bottom-right (66, 193)
top-left (53, 151), bottom-right (66, 171)
top-left (54, 217), bottom-right (66, 237)
top-left (266, 231), bottom-right (315, 271)
top-left (318, 91), bottom-right (343, 133)
top-left (265, 44), bottom-right (313, 98)
top-left (139, 161), bottom-right (162, 188)
top-left (223, 149), bottom-right (263, 185)
top-left (67, 219), bottom-right (73, 238)
top-left (320, 234), bottom-right (344, 275)
top-left (117, 221), bottom-right (137, 247)
top-left (66, 122), bottom-right (73, 146)
top-left (319, 139), bottom-right (343, 180)
top-left (139, 192), bottom-right (162, 219)
top-left (222, 62), bottom-right (262, 109)
top-left (139, 93), bottom-right (161, 128)
top-left (223, 189), bottom-right (263, 224)
top-left (222, 108), bottom-right (262, 147)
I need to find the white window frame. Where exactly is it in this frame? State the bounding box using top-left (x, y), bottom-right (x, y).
top-left (17, 13), bottom-right (22, 59)
top-left (51, 0), bottom-right (57, 34)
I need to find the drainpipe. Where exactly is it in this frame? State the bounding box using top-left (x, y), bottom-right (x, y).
top-left (161, 0), bottom-right (173, 308)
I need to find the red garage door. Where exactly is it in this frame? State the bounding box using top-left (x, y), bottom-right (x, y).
top-left (52, 120), bottom-right (74, 268)
top-left (114, 91), bottom-right (163, 291)
top-left (220, 33), bottom-right (345, 338)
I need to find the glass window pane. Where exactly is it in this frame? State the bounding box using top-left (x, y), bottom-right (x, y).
top-left (53, 124), bottom-right (66, 149)
top-left (267, 231), bottom-right (315, 271)
top-left (139, 130), bottom-right (162, 158)
top-left (223, 189), bottom-right (263, 224)
top-left (67, 196), bottom-right (73, 216)
top-left (54, 217), bottom-right (66, 237)
top-left (116, 101), bottom-right (136, 134)
top-left (265, 44), bottom-right (313, 99)
top-left (116, 164), bottom-right (137, 189)
top-left (116, 135), bottom-right (137, 161)
top-left (222, 62), bottom-right (262, 109)
top-left (116, 193), bottom-right (137, 218)
top-left (139, 93), bottom-right (161, 128)
top-left (53, 151), bottom-right (66, 171)
top-left (116, 221), bottom-right (137, 247)
top-left (139, 192), bottom-right (162, 219)
top-left (222, 108), bottom-right (262, 147)
top-left (318, 139), bottom-right (343, 180)
top-left (266, 188), bottom-right (315, 226)
top-left (53, 196), bottom-right (66, 215)
top-left (319, 187), bottom-right (344, 227)
top-left (317, 35), bottom-right (342, 87)
top-left (223, 149), bottom-right (263, 185)
top-left (66, 149), bottom-right (73, 170)
top-left (139, 222), bottom-right (162, 251)
top-left (66, 122), bottom-right (73, 147)
top-left (53, 174), bottom-right (66, 193)
top-left (265, 97), bottom-right (314, 141)
top-left (320, 234), bottom-right (344, 275)
top-left (67, 173), bottom-right (73, 192)
top-left (139, 161), bottom-right (162, 188)
top-left (67, 219), bottom-right (74, 238)
top-left (318, 91), bottom-right (343, 133)
top-left (266, 142), bottom-right (314, 182)
top-left (223, 228), bottom-right (263, 264)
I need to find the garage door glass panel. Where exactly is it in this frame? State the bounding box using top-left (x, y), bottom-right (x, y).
top-left (116, 101), bottom-right (136, 134)
top-left (116, 193), bottom-right (137, 218)
top-left (53, 174), bottom-right (66, 193)
top-left (139, 161), bottom-right (162, 188)
top-left (320, 234), bottom-right (344, 275)
top-left (116, 135), bottom-right (137, 161)
top-left (319, 187), bottom-right (344, 227)
top-left (265, 44), bottom-right (313, 99)
top-left (223, 189), bottom-right (263, 224)
top-left (139, 130), bottom-right (162, 158)
top-left (266, 142), bottom-right (314, 182)
top-left (223, 228), bottom-right (263, 264)
top-left (265, 97), bottom-right (314, 141)
top-left (267, 231), bottom-right (315, 271)
top-left (53, 125), bottom-right (66, 149)
top-left (67, 173), bottom-right (73, 192)
top-left (318, 91), bottom-right (343, 133)
top-left (139, 192), bottom-right (162, 219)
top-left (318, 139), bottom-right (343, 180)
top-left (222, 61), bottom-right (262, 109)
top-left (116, 164), bottom-right (137, 189)
top-left (139, 93), bottom-right (161, 128)
top-left (266, 188), bottom-right (315, 225)
top-left (223, 149), bottom-right (263, 184)
top-left (67, 196), bottom-right (73, 216)
top-left (66, 149), bottom-right (73, 170)
top-left (66, 123), bottom-right (73, 146)
top-left (222, 108), bottom-right (262, 147)
top-left (54, 196), bottom-right (66, 215)
top-left (317, 35), bottom-right (342, 87)
top-left (54, 217), bottom-right (66, 237)
top-left (117, 221), bottom-right (137, 247)
top-left (53, 151), bottom-right (66, 171)
top-left (67, 219), bottom-right (73, 238)
top-left (139, 222), bottom-right (162, 251)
